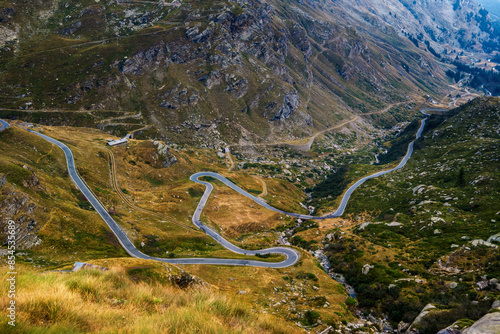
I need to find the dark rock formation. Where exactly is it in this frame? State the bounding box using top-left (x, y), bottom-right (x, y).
top-left (0, 7), bottom-right (15, 23)
top-left (21, 165), bottom-right (45, 191)
top-left (226, 77), bottom-right (248, 99)
top-left (171, 272), bottom-right (205, 288)
top-left (0, 180), bottom-right (42, 250)
top-left (206, 70), bottom-right (223, 89)
top-left (273, 90), bottom-right (300, 121)
top-left (59, 20), bottom-right (82, 35)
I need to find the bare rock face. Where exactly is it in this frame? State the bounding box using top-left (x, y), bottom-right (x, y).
top-left (116, 42), bottom-right (169, 75)
top-left (0, 177), bottom-right (42, 250)
top-left (162, 154), bottom-right (178, 168)
top-left (462, 312), bottom-right (500, 334)
top-left (171, 272), bottom-right (205, 288)
top-left (437, 326), bottom-right (463, 334)
top-left (188, 24), bottom-right (214, 44)
top-left (159, 85), bottom-right (200, 109)
top-left (226, 77), bottom-right (248, 99)
top-left (437, 320), bottom-right (468, 334)
top-left (21, 165), bottom-right (45, 191)
top-left (405, 304), bottom-right (437, 333)
top-left (273, 90), bottom-right (299, 121)
top-left (0, 25), bottom-right (17, 49)
top-left (205, 70), bottom-right (223, 89)
top-left (153, 141), bottom-right (178, 168)
top-left (0, 7), bottom-right (15, 23)
top-left (58, 20), bottom-right (82, 35)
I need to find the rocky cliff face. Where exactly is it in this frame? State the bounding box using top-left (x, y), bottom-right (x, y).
top-left (0, 0), bottom-right (466, 146)
top-left (153, 140), bottom-right (178, 168)
top-left (329, 0), bottom-right (499, 54)
top-left (0, 174), bottom-right (43, 250)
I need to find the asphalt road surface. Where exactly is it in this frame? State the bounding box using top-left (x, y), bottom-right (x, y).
top-left (5, 110), bottom-right (430, 267)
top-left (23, 127), bottom-right (300, 268)
top-left (191, 111), bottom-right (430, 219)
top-left (0, 119), bottom-right (10, 131)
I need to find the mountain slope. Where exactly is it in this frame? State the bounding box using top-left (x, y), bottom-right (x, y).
top-left (0, 0), bottom-right (451, 147)
top-left (327, 0), bottom-right (500, 54)
top-left (477, 0), bottom-right (500, 19)
top-left (292, 96), bottom-right (500, 332)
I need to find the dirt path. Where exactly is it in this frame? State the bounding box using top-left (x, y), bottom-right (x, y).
top-left (287, 101), bottom-right (408, 150)
top-left (229, 101), bottom-right (408, 152)
top-left (251, 175), bottom-right (268, 197)
top-left (225, 146), bottom-right (235, 171)
top-left (284, 116), bottom-right (359, 151)
top-left (0, 29), bottom-right (175, 63)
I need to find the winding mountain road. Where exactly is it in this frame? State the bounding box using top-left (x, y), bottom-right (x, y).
top-left (2, 109), bottom-right (432, 267)
top-left (19, 127), bottom-right (300, 268)
top-left (194, 111), bottom-right (430, 219)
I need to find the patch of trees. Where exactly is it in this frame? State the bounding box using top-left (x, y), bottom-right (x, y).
top-left (445, 69), bottom-right (464, 83)
top-left (306, 165), bottom-right (350, 200)
top-left (290, 235), bottom-right (317, 250)
top-left (483, 38), bottom-right (500, 54)
top-left (408, 35), bottom-right (419, 48)
top-left (475, 8), bottom-right (492, 33)
top-left (453, 61), bottom-right (500, 95)
top-left (491, 54), bottom-right (500, 63)
top-left (376, 120), bottom-right (420, 165)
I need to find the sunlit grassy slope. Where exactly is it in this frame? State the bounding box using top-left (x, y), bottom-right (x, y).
top-left (0, 260), bottom-right (298, 334)
top-left (0, 123), bottom-right (351, 331)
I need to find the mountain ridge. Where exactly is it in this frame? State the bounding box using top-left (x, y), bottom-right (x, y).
top-left (0, 0), bottom-right (469, 147)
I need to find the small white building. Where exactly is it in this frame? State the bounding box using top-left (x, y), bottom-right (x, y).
top-left (107, 138), bottom-right (128, 146)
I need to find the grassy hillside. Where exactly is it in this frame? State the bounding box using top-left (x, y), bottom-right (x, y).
top-left (289, 97), bottom-right (500, 332)
top-left (0, 259), bottom-right (298, 333)
top-left (0, 123), bottom-right (353, 332)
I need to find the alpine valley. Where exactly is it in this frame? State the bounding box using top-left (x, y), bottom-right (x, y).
top-left (0, 0), bottom-right (499, 333)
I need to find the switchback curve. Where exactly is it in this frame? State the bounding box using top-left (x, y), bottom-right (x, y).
top-left (191, 110), bottom-right (431, 219)
top-left (23, 127), bottom-right (300, 268)
top-left (3, 109), bottom-right (433, 268)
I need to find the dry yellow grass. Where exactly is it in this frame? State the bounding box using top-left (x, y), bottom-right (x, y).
top-left (186, 248), bottom-right (351, 326)
top-left (203, 186), bottom-right (281, 238)
top-left (0, 261), bottom-right (300, 334)
top-left (1, 124), bottom-right (351, 331)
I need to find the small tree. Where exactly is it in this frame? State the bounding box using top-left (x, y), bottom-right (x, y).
top-left (457, 167), bottom-right (466, 187)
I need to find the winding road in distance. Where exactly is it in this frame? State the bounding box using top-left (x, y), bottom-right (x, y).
top-left (192, 110), bottom-right (433, 219)
top-left (1, 109), bottom-right (434, 267)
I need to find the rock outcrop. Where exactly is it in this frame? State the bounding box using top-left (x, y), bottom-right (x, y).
top-left (405, 304), bottom-right (437, 333)
top-left (153, 141), bottom-right (178, 168)
top-left (273, 90), bottom-right (300, 121)
top-left (462, 312), bottom-right (500, 334)
top-left (0, 175), bottom-right (42, 250)
top-left (21, 165), bottom-right (45, 191)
